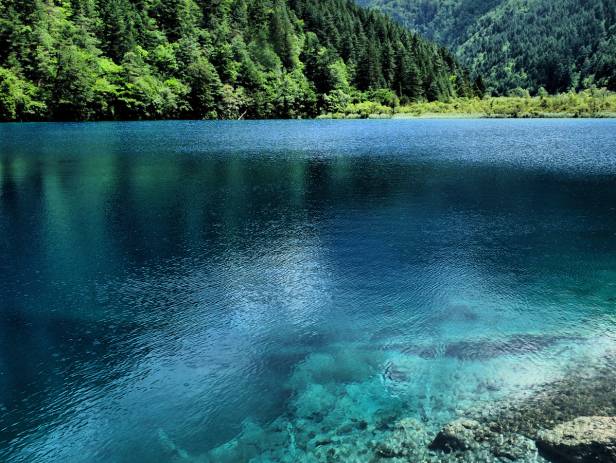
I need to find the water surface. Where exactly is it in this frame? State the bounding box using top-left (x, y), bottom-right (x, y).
top-left (1, 120), bottom-right (615, 462)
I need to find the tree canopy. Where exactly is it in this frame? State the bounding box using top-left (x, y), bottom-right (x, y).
top-left (0, 0), bottom-right (476, 121)
top-left (358, 0), bottom-right (616, 95)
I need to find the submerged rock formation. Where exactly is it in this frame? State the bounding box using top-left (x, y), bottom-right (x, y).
top-left (481, 354), bottom-right (616, 438)
top-left (449, 353), bottom-right (616, 462)
top-left (536, 416), bottom-right (616, 462)
top-left (429, 418), bottom-right (538, 461)
top-left (429, 419), bottom-right (485, 452)
top-left (199, 350), bottom-right (616, 462)
top-left (374, 418), bottom-right (430, 458)
top-left (399, 334), bottom-right (582, 361)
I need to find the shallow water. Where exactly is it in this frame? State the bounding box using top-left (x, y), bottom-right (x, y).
top-left (0, 119), bottom-right (615, 462)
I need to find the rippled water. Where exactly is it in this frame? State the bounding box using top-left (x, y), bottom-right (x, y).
top-left (1, 120), bottom-right (615, 462)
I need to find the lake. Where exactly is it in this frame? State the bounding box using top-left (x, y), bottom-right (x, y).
top-left (1, 119), bottom-right (616, 462)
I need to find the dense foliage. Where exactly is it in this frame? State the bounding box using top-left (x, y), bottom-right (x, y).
top-left (357, 0), bottom-right (616, 95)
top-left (0, 0), bottom-right (476, 121)
top-left (322, 88), bottom-right (616, 118)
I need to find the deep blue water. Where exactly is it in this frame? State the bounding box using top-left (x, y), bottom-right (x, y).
top-left (1, 120), bottom-right (615, 462)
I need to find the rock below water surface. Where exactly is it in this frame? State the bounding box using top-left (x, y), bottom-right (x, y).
top-left (536, 416), bottom-right (616, 462)
top-left (429, 419), bottom-right (486, 452)
top-left (400, 334), bottom-right (581, 361)
top-left (429, 418), bottom-right (538, 461)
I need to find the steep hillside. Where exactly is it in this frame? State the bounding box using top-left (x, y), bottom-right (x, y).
top-left (358, 0), bottom-right (616, 94)
top-left (0, 0), bottom-right (475, 121)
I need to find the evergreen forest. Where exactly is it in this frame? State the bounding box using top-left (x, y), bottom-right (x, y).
top-left (357, 0), bottom-right (616, 95)
top-left (0, 0), bottom-right (477, 121)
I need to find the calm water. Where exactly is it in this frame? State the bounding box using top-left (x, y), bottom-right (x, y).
top-left (1, 120), bottom-right (616, 462)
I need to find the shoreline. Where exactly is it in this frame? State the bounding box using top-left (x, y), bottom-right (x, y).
top-left (1, 114), bottom-right (616, 124)
top-left (320, 112), bottom-right (616, 119)
top-left (3, 92), bottom-right (616, 124)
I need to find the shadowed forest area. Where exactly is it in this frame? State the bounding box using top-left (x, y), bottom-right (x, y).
top-left (357, 0), bottom-right (616, 95)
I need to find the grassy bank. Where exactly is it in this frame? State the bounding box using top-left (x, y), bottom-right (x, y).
top-left (319, 89), bottom-right (616, 119)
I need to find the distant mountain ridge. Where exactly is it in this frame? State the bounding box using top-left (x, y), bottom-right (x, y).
top-left (357, 0), bottom-right (616, 95)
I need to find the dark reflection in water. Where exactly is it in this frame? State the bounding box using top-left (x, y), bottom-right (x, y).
top-left (0, 120), bottom-right (615, 462)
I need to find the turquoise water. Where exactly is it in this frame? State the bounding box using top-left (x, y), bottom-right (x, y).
top-left (1, 120), bottom-right (615, 462)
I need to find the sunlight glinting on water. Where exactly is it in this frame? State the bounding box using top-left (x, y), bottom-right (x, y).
top-left (1, 120), bottom-right (616, 462)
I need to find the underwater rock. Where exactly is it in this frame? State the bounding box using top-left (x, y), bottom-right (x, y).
top-left (374, 418), bottom-right (430, 459)
top-left (401, 334), bottom-right (581, 361)
top-left (490, 432), bottom-right (537, 461)
top-left (536, 416), bottom-right (616, 462)
top-left (293, 383), bottom-right (337, 420)
top-left (287, 350), bottom-right (382, 391)
top-left (157, 429), bottom-right (191, 460)
top-left (429, 418), bottom-right (538, 461)
top-left (429, 418), bottom-right (485, 452)
top-left (482, 355), bottom-right (616, 438)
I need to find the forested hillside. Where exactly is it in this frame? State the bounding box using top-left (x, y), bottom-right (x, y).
top-left (0, 0), bottom-right (476, 121)
top-left (357, 0), bottom-right (616, 95)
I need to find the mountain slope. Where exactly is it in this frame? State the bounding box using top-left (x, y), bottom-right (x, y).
top-left (0, 0), bottom-right (475, 121)
top-left (357, 0), bottom-right (616, 94)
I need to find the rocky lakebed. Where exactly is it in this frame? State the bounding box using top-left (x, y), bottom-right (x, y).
top-left (159, 348), bottom-right (616, 463)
